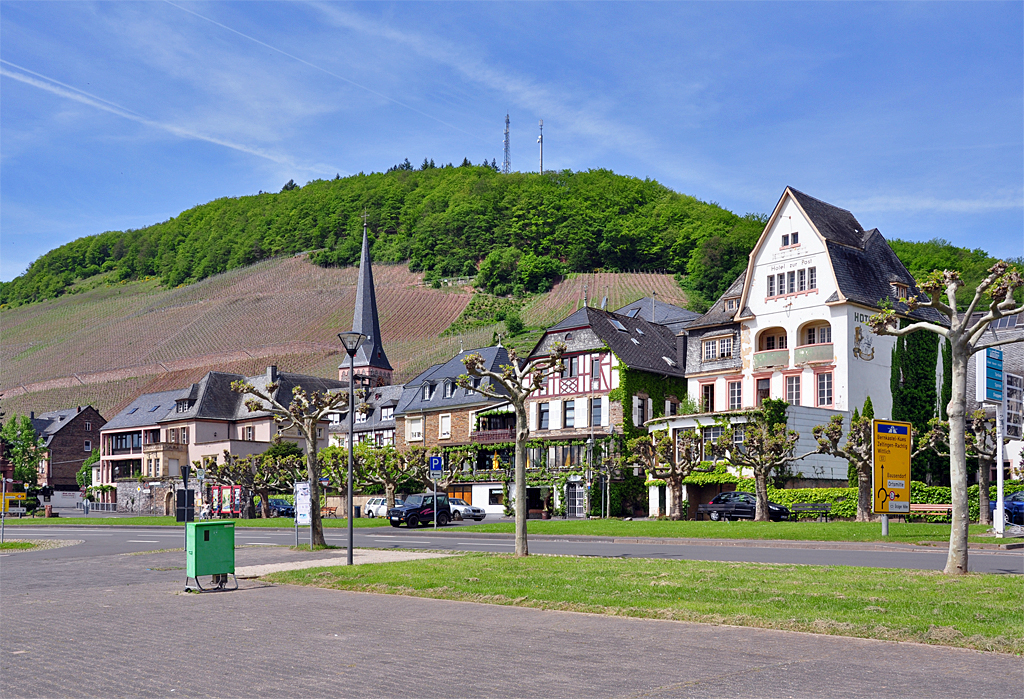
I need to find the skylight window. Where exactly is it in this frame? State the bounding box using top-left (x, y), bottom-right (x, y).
top-left (127, 407), bottom-right (138, 414)
top-left (626, 308), bottom-right (640, 318)
top-left (662, 356), bottom-right (677, 367)
top-left (635, 328), bottom-right (644, 336)
top-left (631, 338), bottom-right (640, 345)
top-left (610, 319), bottom-right (627, 332)
top-left (148, 405), bottom-right (160, 412)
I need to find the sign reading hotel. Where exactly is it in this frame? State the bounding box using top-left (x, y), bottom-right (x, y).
top-left (872, 419), bottom-right (912, 514)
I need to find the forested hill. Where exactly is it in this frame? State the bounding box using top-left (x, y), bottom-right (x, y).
top-left (1, 164), bottom-right (1006, 312)
top-left (0, 166), bottom-right (766, 311)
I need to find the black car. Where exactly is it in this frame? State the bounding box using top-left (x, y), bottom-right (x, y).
top-left (703, 491), bottom-right (790, 521)
top-left (388, 493), bottom-right (451, 527)
top-left (265, 498), bottom-right (295, 518)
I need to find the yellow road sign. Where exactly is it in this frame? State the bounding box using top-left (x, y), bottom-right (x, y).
top-left (3, 491), bottom-right (27, 513)
top-left (872, 419), bottom-right (912, 514)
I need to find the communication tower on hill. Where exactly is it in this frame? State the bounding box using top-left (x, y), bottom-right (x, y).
top-left (502, 113), bottom-right (511, 174)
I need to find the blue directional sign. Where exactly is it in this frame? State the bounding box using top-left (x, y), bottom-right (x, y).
top-left (985, 348), bottom-right (1004, 403)
top-left (429, 455), bottom-right (443, 480)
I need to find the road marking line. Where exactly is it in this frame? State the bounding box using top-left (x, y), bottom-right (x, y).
top-left (127, 540), bottom-right (160, 543)
top-left (457, 542), bottom-right (512, 546)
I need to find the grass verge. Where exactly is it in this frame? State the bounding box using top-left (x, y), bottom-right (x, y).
top-left (3, 516), bottom-right (392, 528)
top-left (265, 552), bottom-right (1023, 654)
top-left (0, 541), bottom-right (37, 550)
top-left (461, 519), bottom-right (999, 544)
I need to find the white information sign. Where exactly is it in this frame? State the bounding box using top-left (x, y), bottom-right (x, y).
top-left (295, 482), bottom-right (312, 525)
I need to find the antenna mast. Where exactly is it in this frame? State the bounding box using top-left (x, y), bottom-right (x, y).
top-left (502, 113), bottom-right (511, 174)
top-left (537, 119), bottom-right (543, 174)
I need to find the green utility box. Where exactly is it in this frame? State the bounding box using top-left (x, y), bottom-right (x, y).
top-left (186, 520), bottom-right (235, 578)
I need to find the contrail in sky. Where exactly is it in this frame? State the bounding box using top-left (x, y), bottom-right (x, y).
top-left (0, 59), bottom-right (326, 171)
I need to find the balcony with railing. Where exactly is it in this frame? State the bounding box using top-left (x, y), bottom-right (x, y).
top-left (142, 441), bottom-right (190, 456)
top-left (752, 349), bottom-right (789, 371)
top-left (471, 428), bottom-right (516, 444)
top-left (794, 343), bottom-right (833, 365)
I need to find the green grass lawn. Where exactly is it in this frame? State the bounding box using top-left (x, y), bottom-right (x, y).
top-left (266, 553), bottom-right (1024, 653)
top-left (3, 516), bottom-right (392, 528)
top-left (0, 541), bottom-right (37, 550)
top-left (461, 519), bottom-right (998, 544)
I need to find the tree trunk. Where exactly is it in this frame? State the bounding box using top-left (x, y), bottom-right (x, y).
top-left (257, 487), bottom-right (272, 519)
top-left (306, 433), bottom-right (326, 548)
top-left (668, 475), bottom-right (684, 520)
top-left (514, 400), bottom-right (529, 557)
top-left (857, 465), bottom-right (872, 522)
top-left (753, 466), bottom-right (770, 521)
top-left (978, 454), bottom-right (992, 526)
top-left (241, 487), bottom-right (256, 519)
top-left (944, 352), bottom-right (969, 574)
top-left (385, 483), bottom-right (396, 509)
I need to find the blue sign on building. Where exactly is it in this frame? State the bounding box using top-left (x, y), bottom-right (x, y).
top-left (985, 348), bottom-right (1004, 403)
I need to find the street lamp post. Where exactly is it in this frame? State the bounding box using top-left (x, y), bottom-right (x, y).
top-left (338, 331), bottom-right (367, 566)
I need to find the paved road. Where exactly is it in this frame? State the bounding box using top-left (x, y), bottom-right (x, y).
top-left (4, 524), bottom-right (1022, 574)
top-left (1, 544), bottom-right (1020, 698)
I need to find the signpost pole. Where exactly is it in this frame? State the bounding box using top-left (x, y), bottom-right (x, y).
top-left (881, 514), bottom-right (888, 537)
top-left (872, 419), bottom-right (912, 537)
top-left (1, 477), bottom-right (7, 544)
top-left (995, 406), bottom-right (1005, 535)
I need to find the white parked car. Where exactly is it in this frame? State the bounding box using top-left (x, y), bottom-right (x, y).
top-left (363, 497), bottom-right (402, 518)
top-left (449, 498), bottom-right (486, 521)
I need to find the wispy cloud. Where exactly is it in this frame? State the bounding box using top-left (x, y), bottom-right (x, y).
top-left (845, 193), bottom-right (1023, 214)
top-left (310, 3), bottom-right (657, 156)
top-left (0, 59), bottom-right (337, 175)
top-left (162, 0), bottom-right (487, 144)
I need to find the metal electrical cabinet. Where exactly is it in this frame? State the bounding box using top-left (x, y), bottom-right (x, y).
top-left (186, 520), bottom-right (236, 591)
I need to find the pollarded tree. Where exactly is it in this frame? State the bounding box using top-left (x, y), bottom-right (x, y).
top-left (917, 414), bottom-right (1000, 526)
top-left (868, 262), bottom-right (1024, 574)
top-left (711, 399), bottom-right (815, 521)
top-left (231, 382), bottom-right (348, 547)
top-left (626, 430), bottom-right (707, 519)
top-left (354, 443), bottom-right (423, 510)
top-left (456, 343), bottom-right (565, 556)
top-left (199, 451), bottom-right (260, 519)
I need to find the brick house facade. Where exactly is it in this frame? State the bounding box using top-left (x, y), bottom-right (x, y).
top-left (31, 406), bottom-right (106, 490)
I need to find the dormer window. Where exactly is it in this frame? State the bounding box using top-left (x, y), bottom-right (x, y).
top-left (175, 399), bottom-right (194, 413)
top-left (380, 407), bottom-right (394, 421)
top-left (443, 381), bottom-right (455, 399)
top-left (891, 283), bottom-right (908, 299)
top-left (422, 383), bottom-right (436, 400)
top-left (725, 298), bottom-right (738, 311)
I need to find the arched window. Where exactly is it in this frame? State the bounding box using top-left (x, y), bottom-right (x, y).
top-left (801, 322), bottom-right (832, 346)
top-left (758, 328), bottom-right (788, 351)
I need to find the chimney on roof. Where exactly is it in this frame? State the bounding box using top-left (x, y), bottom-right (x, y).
top-left (78, 406), bottom-right (82, 413)
top-left (30, 411), bottom-right (34, 420)
top-left (267, 365), bottom-right (278, 383)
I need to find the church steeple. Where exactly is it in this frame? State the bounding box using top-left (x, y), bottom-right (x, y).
top-left (339, 218), bottom-right (393, 386)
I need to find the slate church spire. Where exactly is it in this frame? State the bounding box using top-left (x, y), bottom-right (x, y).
top-left (339, 218), bottom-right (393, 386)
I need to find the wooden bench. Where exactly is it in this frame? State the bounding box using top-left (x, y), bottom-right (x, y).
top-left (695, 504), bottom-right (714, 521)
top-left (320, 506), bottom-right (338, 518)
top-left (908, 503), bottom-right (952, 521)
top-left (792, 502), bottom-right (831, 522)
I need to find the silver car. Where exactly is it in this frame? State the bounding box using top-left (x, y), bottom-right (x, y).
top-left (449, 498), bottom-right (486, 521)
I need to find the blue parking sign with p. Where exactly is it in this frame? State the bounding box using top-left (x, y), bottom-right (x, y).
top-left (429, 456), bottom-right (443, 479)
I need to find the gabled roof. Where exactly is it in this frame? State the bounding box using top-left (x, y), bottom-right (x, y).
top-left (29, 407), bottom-right (101, 446)
top-left (788, 188), bottom-right (868, 249)
top-left (686, 274), bottom-right (746, 329)
top-left (742, 188), bottom-right (946, 325)
top-left (535, 306), bottom-right (685, 377)
top-left (395, 346), bottom-right (511, 415)
top-left (613, 298), bottom-right (700, 333)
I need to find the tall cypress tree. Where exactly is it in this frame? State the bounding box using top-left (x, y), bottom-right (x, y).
top-left (892, 326), bottom-right (940, 481)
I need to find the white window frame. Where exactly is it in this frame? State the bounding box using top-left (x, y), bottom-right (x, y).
top-left (767, 275), bottom-right (775, 297)
top-left (816, 372), bottom-right (833, 407)
top-left (439, 413), bottom-right (452, 439)
top-left (84, 439), bottom-right (92, 452)
top-left (728, 381), bottom-right (742, 410)
top-left (703, 339), bottom-right (717, 361)
top-left (786, 375), bottom-right (801, 405)
top-left (408, 417), bottom-right (423, 442)
top-left (797, 269), bottom-right (806, 292)
top-left (808, 267), bottom-right (817, 289)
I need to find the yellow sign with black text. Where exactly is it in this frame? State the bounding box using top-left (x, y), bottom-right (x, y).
top-left (872, 419), bottom-right (912, 514)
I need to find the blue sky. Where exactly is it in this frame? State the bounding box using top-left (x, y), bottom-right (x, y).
top-left (2, 1), bottom-right (1021, 281)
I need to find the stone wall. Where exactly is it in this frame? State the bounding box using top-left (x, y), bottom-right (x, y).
top-left (116, 478), bottom-right (181, 515)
